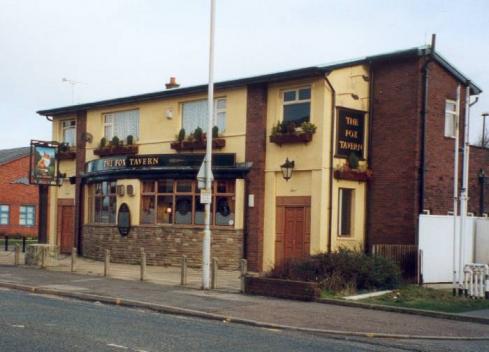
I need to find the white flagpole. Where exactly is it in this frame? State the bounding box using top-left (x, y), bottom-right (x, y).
top-left (202, 0), bottom-right (215, 290)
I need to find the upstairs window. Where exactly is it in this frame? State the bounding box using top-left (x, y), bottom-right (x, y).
top-left (444, 100), bottom-right (457, 138)
top-left (182, 98), bottom-right (226, 133)
top-left (0, 205), bottom-right (9, 225)
top-left (282, 87), bottom-right (311, 125)
top-left (61, 119), bottom-right (76, 146)
top-left (104, 110), bottom-right (139, 140)
top-left (19, 205), bottom-right (35, 226)
top-left (338, 188), bottom-right (354, 237)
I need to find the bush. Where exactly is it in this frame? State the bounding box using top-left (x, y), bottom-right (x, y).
top-left (177, 128), bottom-right (186, 142)
top-left (268, 248), bottom-right (400, 293)
top-left (300, 121), bottom-right (317, 134)
top-left (111, 136), bottom-right (120, 147)
top-left (212, 125), bottom-right (219, 138)
top-left (193, 127), bottom-right (204, 141)
top-left (126, 135), bottom-right (134, 145)
top-left (100, 137), bottom-right (107, 148)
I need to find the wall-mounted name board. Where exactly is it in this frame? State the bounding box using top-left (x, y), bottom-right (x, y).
top-left (86, 153), bottom-right (236, 174)
top-left (336, 108), bottom-right (365, 159)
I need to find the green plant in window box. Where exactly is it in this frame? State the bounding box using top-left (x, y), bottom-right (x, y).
top-left (193, 127), bottom-right (204, 142)
top-left (126, 135), bottom-right (134, 146)
top-left (347, 152), bottom-right (360, 170)
top-left (100, 137), bottom-right (107, 148)
top-left (300, 121), bottom-right (317, 134)
top-left (212, 125), bottom-right (219, 139)
top-left (58, 142), bottom-right (70, 152)
top-left (111, 136), bottom-right (120, 147)
top-left (177, 128), bottom-right (186, 142)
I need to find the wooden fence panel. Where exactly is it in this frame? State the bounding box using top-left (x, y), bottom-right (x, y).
top-left (372, 244), bottom-right (419, 282)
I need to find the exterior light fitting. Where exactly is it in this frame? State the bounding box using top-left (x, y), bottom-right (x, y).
top-left (281, 158), bottom-right (295, 181)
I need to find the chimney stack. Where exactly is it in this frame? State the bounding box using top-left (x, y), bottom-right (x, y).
top-left (165, 76), bottom-right (180, 89)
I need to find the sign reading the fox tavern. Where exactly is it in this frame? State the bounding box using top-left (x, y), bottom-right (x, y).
top-left (336, 108), bottom-right (365, 159)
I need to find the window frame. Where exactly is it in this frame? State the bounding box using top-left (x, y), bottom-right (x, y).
top-left (102, 109), bottom-right (140, 141)
top-left (338, 188), bottom-right (354, 237)
top-left (89, 181), bottom-right (117, 224)
top-left (444, 99), bottom-right (457, 139)
top-left (61, 119), bottom-right (77, 147)
top-left (19, 205), bottom-right (36, 227)
top-left (0, 205), bottom-right (9, 225)
top-left (140, 179), bottom-right (235, 227)
top-left (281, 86), bottom-right (312, 125)
top-left (180, 97), bottom-right (227, 133)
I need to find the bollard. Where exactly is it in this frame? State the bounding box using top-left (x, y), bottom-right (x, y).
top-left (240, 259), bottom-right (247, 293)
top-left (4, 237), bottom-right (8, 252)
top-left (22, 237), bottom-right (26, 253)
top-left (180, 255), bottom-right (187, 286)
top-left (140, 248), bottom-right (146, 281)
top-left (211, 257), bottom-right (218, 289)
top-left (41, 247), bottom-right (47, 269)
top-left (14, 244), bottom-right (20, 266)
top-left (71, 247), bottom-right (77, 272)
top-left (104, 249), bottom-right (110, 277)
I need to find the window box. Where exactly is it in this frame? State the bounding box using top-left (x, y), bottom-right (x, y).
top-left (269, 132), bottom-right (313, 146)
top-left (334, 168), bottom-right (372, 182)
top-left (56, 150), bottom-right (77, 160)
top-left (170, 138), bottom-right (226, 151)
top-left (94, 145), bottom-right (139, 157)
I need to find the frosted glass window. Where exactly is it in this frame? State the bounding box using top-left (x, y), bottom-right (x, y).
top-left (182, 98), bottom-right (226, 133)
top-left (104, 110), bottom-right (139, 140)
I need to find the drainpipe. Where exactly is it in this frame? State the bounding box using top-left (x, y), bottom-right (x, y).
top-left (419, 55), bottom-right (432, 222)
top-left (366, 63), bottom-right (374, 253)
top-left (324, 73), bottom-right (336, 253)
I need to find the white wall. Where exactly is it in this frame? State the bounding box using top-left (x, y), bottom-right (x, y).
top-left (475, 218), bottom-right (489, 265)
top-left (418, 215), bottom-right (477, 283)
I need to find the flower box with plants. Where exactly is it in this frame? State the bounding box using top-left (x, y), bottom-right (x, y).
top-left (170, 126), bottom-right (226, 151)
top-left (334, 153), bottom-right (373, 182)
top-left (269, 121), bottom-right (317, 146)
top-left (56, 143), bottom-right (77, 160)
top-left (94, 135), bottom-right (138, 157)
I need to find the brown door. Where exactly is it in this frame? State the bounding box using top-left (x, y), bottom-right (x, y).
top-left (275, 197), bottom-right (311, 265)
top-left (57, 200), bottom-right (74, 254)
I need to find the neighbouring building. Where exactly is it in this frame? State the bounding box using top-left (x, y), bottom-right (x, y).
top-left (0, 147), bottom-right (39, 239)
top-left (36, 45), bottom-right (486, 272)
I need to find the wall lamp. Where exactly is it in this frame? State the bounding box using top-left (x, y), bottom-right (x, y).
top-left (281, 158), bottom-right (295, 181)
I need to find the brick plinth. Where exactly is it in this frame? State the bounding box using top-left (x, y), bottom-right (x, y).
top-left (82, 225), bottom-right (243, 270)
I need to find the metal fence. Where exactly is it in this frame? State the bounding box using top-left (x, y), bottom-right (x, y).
top-left (372, 244), bottom-right (420, 282)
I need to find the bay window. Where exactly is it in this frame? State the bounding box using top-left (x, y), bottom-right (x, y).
top-left (141, 179), bottom-right (235, 226)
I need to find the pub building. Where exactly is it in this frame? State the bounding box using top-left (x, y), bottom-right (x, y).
top-left (37, 45), bottom-right (488, 272)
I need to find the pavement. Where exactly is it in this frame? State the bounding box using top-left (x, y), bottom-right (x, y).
top-left (1, 263), bottom-right (489, 340)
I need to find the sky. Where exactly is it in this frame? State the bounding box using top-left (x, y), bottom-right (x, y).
top-left (1, 0), bottom-right (488, 148)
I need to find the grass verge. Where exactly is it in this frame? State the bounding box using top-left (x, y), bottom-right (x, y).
top-left (361, 285), bottom-right (489, 313)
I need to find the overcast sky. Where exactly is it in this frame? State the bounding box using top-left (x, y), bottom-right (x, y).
top-left (1, 0), bottom-right (488, 148)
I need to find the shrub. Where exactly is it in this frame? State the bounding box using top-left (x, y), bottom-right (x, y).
top-left (212, 125), bottom-right (219, 138)
top-left (111, 136), bottom-right (120, 147)
top-left (267, 248), bottom-right (400, 293)
top-left (58, 142), bottom-right (70, 152)
top-left (126, 135), bottom-right (134, 145)
top-left (348, 152), bottom-right (360, 169)
top-left (301, 121), bottom-right (317, 134)
top-left (100, 137), bottom-right (107, 148)
top-left (177, 128), bottom-right (186, 142)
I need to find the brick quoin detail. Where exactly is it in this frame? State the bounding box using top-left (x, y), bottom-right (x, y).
top-left (245, 83), bottom-right (268, 272)
top-left (0, 156), bottom-right (39, 237)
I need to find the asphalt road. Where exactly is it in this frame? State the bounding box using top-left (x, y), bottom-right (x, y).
top-left (0, 288), bottom-right (488, 352)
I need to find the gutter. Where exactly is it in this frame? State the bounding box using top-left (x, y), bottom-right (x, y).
top-left (324, 73), bottom-right (336, 252)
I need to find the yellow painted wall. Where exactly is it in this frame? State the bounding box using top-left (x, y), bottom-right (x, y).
top-left (262, 64), bottom-right (370, 270)
top-left (116, 179), bottom-right (141, 226)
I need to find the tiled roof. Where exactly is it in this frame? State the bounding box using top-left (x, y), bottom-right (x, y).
top-left (0, 147), bottom-right (30, 165)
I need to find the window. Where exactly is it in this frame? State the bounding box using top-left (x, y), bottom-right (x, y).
top-left (445, 100), bottom-right (457, 138)
top-left (141, 179), bottom-right (235, 226)
top-left (61, 119), bottom-right (76, 146)
top-left (282, 87), bottom-right (311, 125)
top-left (0, 205), bottom-right (9, 225)
top-left (182, 98), bottom-right (226, 133)
top-left (90, 181), bottom-right (117, 224)
top-left (19, 206), bottom-right (35, 226)
top-left (104, 110), bottom-right (139, 140)
top-left (338, 188), bottom-right (354, 236)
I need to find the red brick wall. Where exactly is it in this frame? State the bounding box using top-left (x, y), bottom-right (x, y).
top-left (0, 156), bottom-right (38, 237)
top-left (368, 57), bottom-right (422, 247)
top-left (468, 146), bottom-right (489, 215)
top-left (245, 84), bottom-right (268, 271)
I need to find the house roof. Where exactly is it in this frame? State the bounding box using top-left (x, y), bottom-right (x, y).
top-left (37, 46), bottom-right (482, 117)
top-left (0, 147), bottom-right (30, 166)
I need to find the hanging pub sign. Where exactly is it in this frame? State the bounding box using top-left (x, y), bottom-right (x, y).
top-left (29, 140), bottom-right (60, 186)
top-left (117, 203), bottom-right (131, 236)
top-left (336, 108), bottom-right (366, 159)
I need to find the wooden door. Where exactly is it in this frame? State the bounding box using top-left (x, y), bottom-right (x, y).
top-left (275, 197), bottom-right (311, 265)
top-left (57, 200), bottom-right (74, 254)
